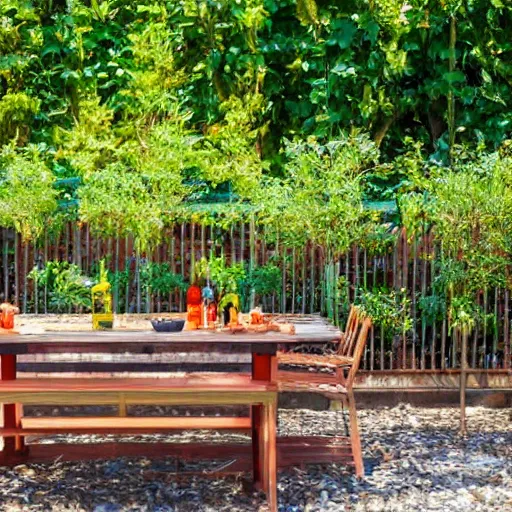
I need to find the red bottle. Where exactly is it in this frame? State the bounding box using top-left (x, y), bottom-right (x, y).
top-left (207, 302), bottom-right (217, 323)
top-left (186, 285), bottom-right (202, 306)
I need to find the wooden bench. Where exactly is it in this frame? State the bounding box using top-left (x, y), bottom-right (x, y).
top-left (0, 375), bottom-right (278, 511)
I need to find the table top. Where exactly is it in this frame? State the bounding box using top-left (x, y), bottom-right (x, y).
top-left (0, 318), bottom-right (341, 355)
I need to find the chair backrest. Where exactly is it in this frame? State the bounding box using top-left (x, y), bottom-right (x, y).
top-left (337, 305), bottom-right (361, 356)
top-left (337, 306), bottom-right (372, 389)
top-left (346, 316), bottom-right (371, 388)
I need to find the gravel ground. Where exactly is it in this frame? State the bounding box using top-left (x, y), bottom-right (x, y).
top-left (0, 405), bottom-right (511, 512)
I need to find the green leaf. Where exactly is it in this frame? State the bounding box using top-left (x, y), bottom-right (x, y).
top-left (443, 71), bottom-right (466, 83)
top-left (327, 20), bottom-right (357, 49)
top-left (41, 44), bottom-right (62, 58)
top-left (60, 70), bottom-right (80, 82)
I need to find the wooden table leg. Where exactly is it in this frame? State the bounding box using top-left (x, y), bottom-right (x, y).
top-left (1, 354), bottom-right (24, 456)
top-left (251, 352), bottom-right (275, 489)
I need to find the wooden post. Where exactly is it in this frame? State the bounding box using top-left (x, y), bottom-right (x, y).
top-left (230, 225), bottom-right (236, 265)
top-left (240, 221), bottom-right (246, 263)
top-left (505, 288), bottom-right (510, 369)
top-left (180, 223), bottom-right (185, 312)
top-left (460, 327), bottom-right (468, 435)
top-left (3, 229), bottom-right (9, 300)
top-left (393, 235), bottom-right (398, 289)
top-left (190, 223), bottom-right (196, 281)
top-left (65, 222), bottom-right (70, 263)
top-left (345, 251), bottom-right (350, 304)
top-left (412, 235), bottom-right (417, 370)
top-left (146, 251), bottom-right (151, 314)
top-left (430, 235), bottom-right (436, 369)
top-left (75, 224), bottom-right (82, 269)
top-left (281, 247), bottom-right (286, 314)
top-left (170, 232), bottom-right (176, 312)
top-left (43, 231), bottom-right (48, 314)
top-left (334, 257), bottom-right (340, 325)
top-left (96, 235), bottom-right (101, 266)
top-left (201, 224), bottom-right (206, 260)
top-left (33, 242), bottom-right (38, 316)
top-left (301, 247), bottom-right (306, 314)
top-left (363, 248), bottom-right (367, 290)
top-left (86, 225), bottom-right (90, 272)
top-left (380, 324), bottom-right (385, 370)
top-left (22, 241), bottom-right (28, 314)
top-left (14, 231), bottom-right (19, 306)
top-left (482, 288), bottom-right (488, 368)
top-left (421, 231), bottom-right (428, 369)
top-left (114, 236), bottom-right (120, 313)
top-left (309, 245), bottom-right (315, 314)
top-left (125, 237), bottom-right (130, 314)
top-left (369, 325), bottom-right (374, 371)
top-left (471, 294), bottom-right (480, 369)
top-left (441, 318), bottom-right (447, 370)
top-left (354, 246), bottom-right (360, 302)
top-left (493, 288), bottom-right (498, 369)
top-left (250, 215), bottom-right (256, 310)
top-left (136, 250), bottom-right (141, 314)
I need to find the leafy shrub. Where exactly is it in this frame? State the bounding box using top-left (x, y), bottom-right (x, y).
top-left (28, 261), bottom-right (92, 313)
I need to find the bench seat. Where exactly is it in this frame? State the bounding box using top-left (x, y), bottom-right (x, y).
top-left (0, 376), bottom-right (276, 406)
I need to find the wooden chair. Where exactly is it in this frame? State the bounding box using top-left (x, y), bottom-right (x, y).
top-left (277, 306), bottom-right (371, 478)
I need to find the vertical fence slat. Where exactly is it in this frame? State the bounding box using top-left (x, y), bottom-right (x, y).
top-left (180, 223), bottom-right (185, 312)
top-left (291, 247), bottom-right (296, 315)
top-left (309, 245), bottom-right (315, 314)
top-left (190, 223), bottom-right (196, 282)
top-left (380, 325), bottom-right (385, 370)
top-left (493, 287), bottom-right (498, 369)
top-left (124, 237), bottom-right (130, 314)
top-left (170, 230), bottom-right (176, 313)
top-left (14, 231), bottom-right (19, 307)
top-left (281, 246), bottom-right (287, 314)
top-left (240, 222), bottom-right (245, 264)
top-left (301, 247), bottom-right (306, 314)
top-left (505, 288), bottom-right (510, 369)
top-left (3, 228), bottom-right (9, 300)
top-left (483, 289), bottom-right (488, 368)
top-left (22, 241), bottom-right (28, 314)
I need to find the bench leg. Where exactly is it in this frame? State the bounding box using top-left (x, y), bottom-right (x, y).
top-left (15, 403), bottom-right (24, 453)
top-left (347, 389), bottom-right (364, 478)
top-left (252, 404), bottom-right (265, 488)
top-left (264, 400), bottom-right (277, 512)
top-left (1, 355), bottom-right (25, 456)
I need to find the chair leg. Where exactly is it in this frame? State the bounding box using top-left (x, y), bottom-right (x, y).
top-left (347, 389), bottom-right (364, 478)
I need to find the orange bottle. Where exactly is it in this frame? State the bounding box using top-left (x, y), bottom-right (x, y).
top-left (0, 304), bottom-right (17, 330)
top-left (2, 309), bottom-right (14, 330)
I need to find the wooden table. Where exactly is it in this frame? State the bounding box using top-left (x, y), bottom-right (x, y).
top-left (0, 322), bottom-right (340, 510)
